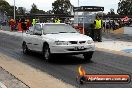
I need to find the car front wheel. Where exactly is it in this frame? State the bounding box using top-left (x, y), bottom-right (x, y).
top-left (22, 42), bottom-right (29, 54)
top-left (83, 52), bottom-right (94, 61)
top-left (43, 44), bottom-right (51, 62)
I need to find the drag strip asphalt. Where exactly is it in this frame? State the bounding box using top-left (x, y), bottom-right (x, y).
top-left (0, 32), bottom-right (132, 88)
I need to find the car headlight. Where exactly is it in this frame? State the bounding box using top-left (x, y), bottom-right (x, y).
top-left (87, 40), bottom-right (94, 44)
top-left (55, 41), bottom-right (68, 45)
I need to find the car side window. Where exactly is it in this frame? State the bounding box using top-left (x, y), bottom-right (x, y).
top-left (34, 24), bottom-right (42, 35)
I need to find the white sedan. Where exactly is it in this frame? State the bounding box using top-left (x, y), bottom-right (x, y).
top-left (22, 23), bottom-right (95, 61)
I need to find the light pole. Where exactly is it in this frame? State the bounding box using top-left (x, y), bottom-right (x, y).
top-left (78, 0), bottom-right (79, 7)
top-left (14, 0), bottom-right (15, 20)
top-left (77, 0), bottom-right (79, 25)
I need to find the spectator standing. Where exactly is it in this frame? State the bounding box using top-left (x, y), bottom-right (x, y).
top-left (26, 19), bottom-right (31, 30)
top-left (21, 18), bottom-right (27, 32)
top-left (18, 19), bottom-right (22, 31)
top-left (112, 20), bottom-right (116, 30)
top-left (0, 19), bottom-right (2, 30)
top-left (9, 19), bottom-right (15, 31)
top-left (32, 19), bottom-right (36, 26)
top-left (94, 16), bottom-right (103, 42)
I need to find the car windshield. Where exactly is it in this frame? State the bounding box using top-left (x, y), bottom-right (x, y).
top-left (43, 24), bottom-right (78, 34)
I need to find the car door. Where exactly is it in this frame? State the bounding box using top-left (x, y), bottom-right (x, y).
top-left (31, 24), bottom-right (43, 51)
top-left (25, 26), bottom-right (34, 50)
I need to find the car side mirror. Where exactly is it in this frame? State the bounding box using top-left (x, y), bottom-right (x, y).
top-left (26, 30), bottom-right (30, 34)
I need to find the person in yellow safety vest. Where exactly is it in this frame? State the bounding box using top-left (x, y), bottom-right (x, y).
top-left (32, 19), bottom-right (36, 26)
top-left (55, 18), bottom-right (61, 23)
top-left (94, 16), bottom-right (103, 42)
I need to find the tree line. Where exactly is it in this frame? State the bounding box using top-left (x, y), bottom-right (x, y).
top-left (0, 0), bottom-right (132, 17)
top-left (0, 0), bottom-right (73, 16)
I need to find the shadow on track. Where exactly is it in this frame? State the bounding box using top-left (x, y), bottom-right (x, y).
top-left (26, 51), bottom-right (93, 65)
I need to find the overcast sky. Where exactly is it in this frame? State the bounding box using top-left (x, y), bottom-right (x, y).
top-left (6, 0), bottom-right (119, 13)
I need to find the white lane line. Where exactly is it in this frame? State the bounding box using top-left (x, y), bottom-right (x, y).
top-left (0, 82), bottom-right (7, 88)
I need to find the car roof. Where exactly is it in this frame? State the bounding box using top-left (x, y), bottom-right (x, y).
top-left (36, 23), bottom-right (66, 26)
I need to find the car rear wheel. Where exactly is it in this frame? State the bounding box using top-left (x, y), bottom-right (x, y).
top-left (43, 44), bottom-right (51, 62)
top-left (83, 52), bottom-right (94, 61)
top-left (22, 42), bottom-right (29, 54)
